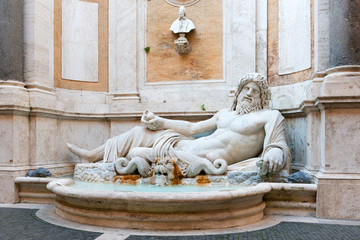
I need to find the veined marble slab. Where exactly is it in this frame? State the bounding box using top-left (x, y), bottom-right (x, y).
top-left (278, 0), bottom-right (311, 75)
top-left (61, 0), bottom-right (98, 82)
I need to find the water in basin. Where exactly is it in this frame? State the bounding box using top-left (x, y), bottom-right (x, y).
top-left (71, 180), bottom-right (244, 193)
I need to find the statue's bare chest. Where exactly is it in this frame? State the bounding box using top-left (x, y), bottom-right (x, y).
top-left (217, 112), bottom-right (265, 135)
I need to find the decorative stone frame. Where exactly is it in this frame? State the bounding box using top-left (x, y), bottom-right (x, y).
top-left (54, 0), bottom-right (109, 92)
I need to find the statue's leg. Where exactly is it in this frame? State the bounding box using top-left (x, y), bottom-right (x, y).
top-left (68, 126), bottom-right (161, 163)
top-left (66, 143), bottom-right (105, 163)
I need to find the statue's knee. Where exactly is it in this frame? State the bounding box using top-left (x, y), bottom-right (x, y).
top-left (132, 126), bottom-right (147, 134)
top-left (128, 147), bottom-right (142, 159)
top-left (128, 147), bottom-right (152, 160)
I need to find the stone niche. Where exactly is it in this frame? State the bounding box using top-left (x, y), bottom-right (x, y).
top-left (146, 0), bottom-right (223, 82)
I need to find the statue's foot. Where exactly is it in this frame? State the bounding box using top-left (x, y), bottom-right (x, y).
top-left (66, 143), bottom-right (93, 163)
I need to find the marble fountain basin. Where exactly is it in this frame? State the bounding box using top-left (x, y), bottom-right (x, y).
top-left (47, 178), bottom-right (272, 230)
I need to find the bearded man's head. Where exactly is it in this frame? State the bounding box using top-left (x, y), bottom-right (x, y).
top-left (231, 73), bottom-right (271, 115)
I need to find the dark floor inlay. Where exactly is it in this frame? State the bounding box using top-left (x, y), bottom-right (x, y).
top-left (126, 222), bottom-right (360, 240)
top-left (0, 208), bottom-right (102, 240)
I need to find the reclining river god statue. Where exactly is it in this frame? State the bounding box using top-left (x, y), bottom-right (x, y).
top-left (67, 73), bottom-right (291, 182)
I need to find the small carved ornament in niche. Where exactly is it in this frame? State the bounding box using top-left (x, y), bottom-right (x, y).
top-left (170, 6), bottom-right (195, 54)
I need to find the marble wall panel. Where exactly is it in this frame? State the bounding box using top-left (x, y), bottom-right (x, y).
top-left (313, 0), bottom-right (330, 72)
top-left (323, 109), bottom-right (360, 174)
top-left (54, 0), bottom-right (108, 91)
top-left (61, 0), bottom-right (98, 82)
top-left (23, 0), bottom-right (54, 86)
top-left (255, 0), bottom-right (267, 77)
top-left (267, 0), bottom-right (314, 86)
top-left (108, 0), bottom-right (137, 94)
top-left (270, 80), bottom-right (312, 110)
top-left (110, 120), bottom-right (140, 138)
top-left (12, 115), bottom-right (30, 166)
top-left (29, 117), bottom-right (58, 165)
top-left (231, 0), bottom-right (256, 84)
top-left (58, 120), bottom-right (110, 163)
top-left (0, 173), bottom-right (22, 203)
top-left (284, 117), bottom-right (307, 169)
top-left (306, 111), bottom-right (321, 173)
top-left (317, 178), bottom-right (360, 219)
top-left (278, 0), bottom-right (311, 75)
top-left (0, 115), bottom-right (28, 166)
top-left (56, 88), bottom-right (108, 113)
top-left (0, 116), bottom-right (13, 165)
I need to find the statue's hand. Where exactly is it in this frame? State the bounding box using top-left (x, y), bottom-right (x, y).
top-left (260, 148), bottom-right (284, 174)
top-left (141, 110), bottom-right (162, 131)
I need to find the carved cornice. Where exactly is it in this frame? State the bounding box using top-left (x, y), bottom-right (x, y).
top-left (0, 80), bottom-right (25, 88)
top-left (164, 0), bottom-right (200, 7)
top-left (324, 65), bottom-right (360, 75)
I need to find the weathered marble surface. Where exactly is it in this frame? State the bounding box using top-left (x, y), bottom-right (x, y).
top-left (74, 162), bottom-right (263, 186)
top-left (74, 163), bottom-right (116, 182)
top-left (68, 74), bottom-right (291, 183)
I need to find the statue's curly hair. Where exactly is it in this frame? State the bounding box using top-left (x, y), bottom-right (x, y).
top-left (231, 73), bottom-right (271, 111)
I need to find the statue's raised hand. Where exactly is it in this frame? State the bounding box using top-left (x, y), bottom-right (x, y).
top-left (141, 110), bottom-right (161, 131)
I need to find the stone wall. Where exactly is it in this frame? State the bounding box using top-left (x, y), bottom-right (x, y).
top-left (0, 0), bottom-right (24, 81)
top-left (147, 0), bottom-right (223, 82)
top-left (329, 0), bottom-right (360, 67)
top-left (0, 1), bottom-right (360, 223)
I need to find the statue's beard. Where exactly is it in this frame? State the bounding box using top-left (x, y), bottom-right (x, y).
top-left (236, 99), bottom-right (262, 115)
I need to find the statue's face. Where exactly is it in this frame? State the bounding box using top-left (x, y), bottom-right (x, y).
top-left (236, 82), bottom-right (262, 114)
top-left (154, 158), bottom-right (175, 180)
top-left (179, 8), bottom-right (185, 18)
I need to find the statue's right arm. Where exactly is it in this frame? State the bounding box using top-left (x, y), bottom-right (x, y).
top-left (142, 110), bottom-right (221, 137)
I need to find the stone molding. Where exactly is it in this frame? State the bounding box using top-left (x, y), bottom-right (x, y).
top-left (1, 66), bottom-right (359, 120)
top-left (316, 172), bottom-right (360, 180)
top-left (0, 163), bottom-right (75, 172)
top-left (164, 0), bottom-right (201, 7)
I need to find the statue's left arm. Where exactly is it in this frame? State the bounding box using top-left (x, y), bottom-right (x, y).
top-left (258, 110), bottom-right (291, 178)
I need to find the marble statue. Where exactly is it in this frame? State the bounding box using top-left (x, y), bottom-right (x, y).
top-left (67, 73), bottom-right (291, 182)
top-left (170, 6), bottom-right (195, 34)
top-left (170, 6), bottom-right (195, 54)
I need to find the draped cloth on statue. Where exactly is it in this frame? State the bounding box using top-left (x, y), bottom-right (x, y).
top-left (170, 18), bottom-right (195, 34)
top-left (103, 127), bottom-right (161, 163)
top-left (152, 130), bottom-right (191, 160)
top-left (103, 127), bottom-right (191, 164)
top-left (227, 111), bottom-right (291, 181)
